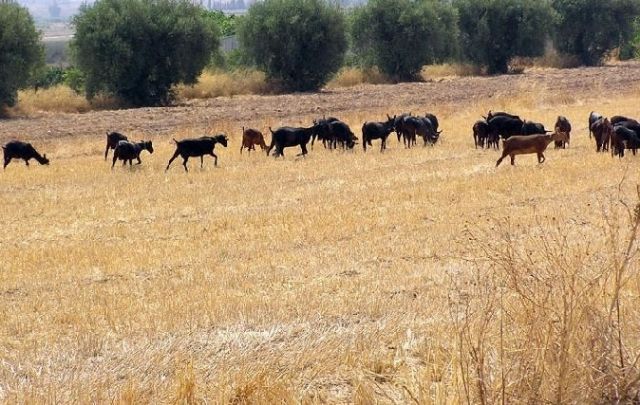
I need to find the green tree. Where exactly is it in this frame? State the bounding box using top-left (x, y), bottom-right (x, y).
top-left (0, 2), bottom-right (43, 108)
top-left (239, 0), bottom-right (347, 92)
top-left (72, 0), bottom-right (220, 106)
top-left (350, 0), bottom-right (459, 81)
top-left (455, 0), bottom-right (554, 74)
top-left (553, 0), bottom-right (640, 66)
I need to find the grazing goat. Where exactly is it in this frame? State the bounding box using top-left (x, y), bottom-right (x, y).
top-left (362, 115), bottom-right (396, 152)
top-left (105, 131), bottom-right (128, 160)
top-left (112, 140), bottom-right (153, 168)
top-left (554, 116), bottom-right (572, 149)
top-left (267, 125), bottom-right (320, 158)
top-left (240, 127), bottom-right (267, 154)
top-left (166, 134), bottom-right (228, 171)
top-left (588, 111), bottom-right (603, 139)
top-left (3, 140), bottom-right (49, 169)
top-left (611, 125), bottom-right (640, 158)
top-left (401, 115), bottom-right (438, 147)
top-left (424, 113), bottom-right (442, 135)
top-left (487, 115), bottom-right (525, 141)
top-left (591, 117), bottom-right (613, 152)
top-left (315, 119), bottom-right (357, 150)
top-left (521, 121), bottom-right (551, 135)
top-left (311, 117), bottom-right (340, 148)
top-left (496, 132), bottom-right (564, 167)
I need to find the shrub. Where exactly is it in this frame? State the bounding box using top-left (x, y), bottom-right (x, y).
top-left (350, 0), bottom-right (459, 81)
top-left (71, 0), bottom-right (220, 106)
top-left (455, 0), bottom-right (554, 74)
top-left (33, 66), bottom-right (66, 90)
top-left (239, 0), bottom-right (347, 92)
top-left (0, 2), bottom-right (43, 108)
top-left (553, 0), bottom-right (640, 66)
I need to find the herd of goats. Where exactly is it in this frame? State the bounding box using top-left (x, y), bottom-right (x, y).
top-left (2, 109), bottom-right (640, 170)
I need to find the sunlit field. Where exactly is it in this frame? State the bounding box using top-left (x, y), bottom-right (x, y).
top-left (1, 64), bottom-right (639, 403)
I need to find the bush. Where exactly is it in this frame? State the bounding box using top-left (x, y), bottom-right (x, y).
top-left (239, 0), bottom-right (347, 92)
top-left (455, 0), bottom-right (554, 74)
top-left (33, 66), bottom-right (66, 90)
top-left (0, 2), bottom-right (43, 108)
top-left (350, 0), bottom-right (459, 81)
top-left (553, 0), bottom-right (640, 66)
top-left (71, 0), bottom-right (220, 106)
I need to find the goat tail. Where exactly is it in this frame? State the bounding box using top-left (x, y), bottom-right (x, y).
top-left (172, 138), bottom-right (178, 144)
top-left (269, 127), bottom-right (275, 135)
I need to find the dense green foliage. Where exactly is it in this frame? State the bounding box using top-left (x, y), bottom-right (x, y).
top-left (72, 0), bottom-right (220, 106)
top-left (455, 0), bottom-right (554, 74)
top-left (203, 9), bottom-right (238, 36)
top-left (239, 0), bottom-right (347, 91)
top-left (351, 0), bottom-right (458, 81)
top-left (553, 0), bottom-right (640, 66)
top-left (0, 2), bottom-right (43, 107)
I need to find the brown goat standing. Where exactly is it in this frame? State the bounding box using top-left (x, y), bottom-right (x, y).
top-left (496, 132), bottom-right (564, 167)
top-left (240, 127), bottom-right (267, 154)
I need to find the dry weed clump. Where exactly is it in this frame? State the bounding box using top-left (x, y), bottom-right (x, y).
top-left (176, 69), bottom-right (270, 100)
top-left (421, 63), bottom-right (483, 79)
top-left (15, 86), bottom-right (120, 115)
top-left (326, 67), bottom-right (390, 88)
top-left (450, 185), bottom-right (640, 403)
top-left (16, 86), bottom-right (90, 114)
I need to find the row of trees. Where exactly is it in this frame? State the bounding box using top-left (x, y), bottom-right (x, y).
top-left (2, 0), bottom-right (640, 109)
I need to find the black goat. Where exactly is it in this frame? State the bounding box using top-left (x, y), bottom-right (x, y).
top-left (362, 115), bottom-right (396, 152)
top-left (105, 131), bottom-right (128, 160)
top-left (166, 134), bottom-right (228, 172)
top-left (317, 120), bottom-right (357, 150)
top-left (3, 140), bottom-right (50, 169)
top-left (311, 116), bottom-right (340, 148)
top-left (267, 125), bottom-right (320, 158)
top-left (612, 125), bottom-right (640, 158)
top-left (112, 140), bottom-right (154, 168)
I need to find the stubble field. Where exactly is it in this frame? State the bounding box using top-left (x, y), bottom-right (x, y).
top-left (1, 63), bottom-right (640, 403)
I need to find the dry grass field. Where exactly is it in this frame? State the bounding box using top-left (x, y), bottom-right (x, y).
top-left (1, 63), bottom-right (640, 403)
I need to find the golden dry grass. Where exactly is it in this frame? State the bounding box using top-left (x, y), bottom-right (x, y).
top-left (1, 71), bottom-right (640, 403)
top-left (176, 69), bottom-right (270, 100)
top-left (421, 63), bottom-right (483, 79)
top-left (326, 67), bottom-right (391, 88)
top-left (15, 86), bottom-right (119, 115)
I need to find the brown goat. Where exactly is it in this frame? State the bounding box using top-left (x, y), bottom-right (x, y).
top-left (240, 127), bottom-right (267, 154)
top-left (496, 132), bottom-right (564, 167)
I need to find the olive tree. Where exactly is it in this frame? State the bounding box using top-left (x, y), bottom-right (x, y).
top-left (553, 0), bottom-right (640, 66)
top-left (0, 2), bottom-right (43, 108)
top-left (455, 0), bottom-right (554, 74)
top-left (239, 0), bottom-right (348, 91)
top-left (350, 0), bottom-right (459, 81)
top-left (72, 0), bottom-right (220, 106)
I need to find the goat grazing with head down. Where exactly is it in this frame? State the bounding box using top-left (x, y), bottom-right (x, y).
top-left (496, 132), bottom-right (565, 167)
top-left (3, 141), bottom-right (50, 169)
top-left (111, 140), bottom-right (154, 168)
top-left (240, 127), bottom-right (267, 154)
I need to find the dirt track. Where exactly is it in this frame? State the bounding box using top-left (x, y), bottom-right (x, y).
top-left (2, 62), bottom-right (640, 143)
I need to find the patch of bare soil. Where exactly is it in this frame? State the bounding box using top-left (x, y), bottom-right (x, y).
top-left (2, 62), bottom-right (640, 143)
